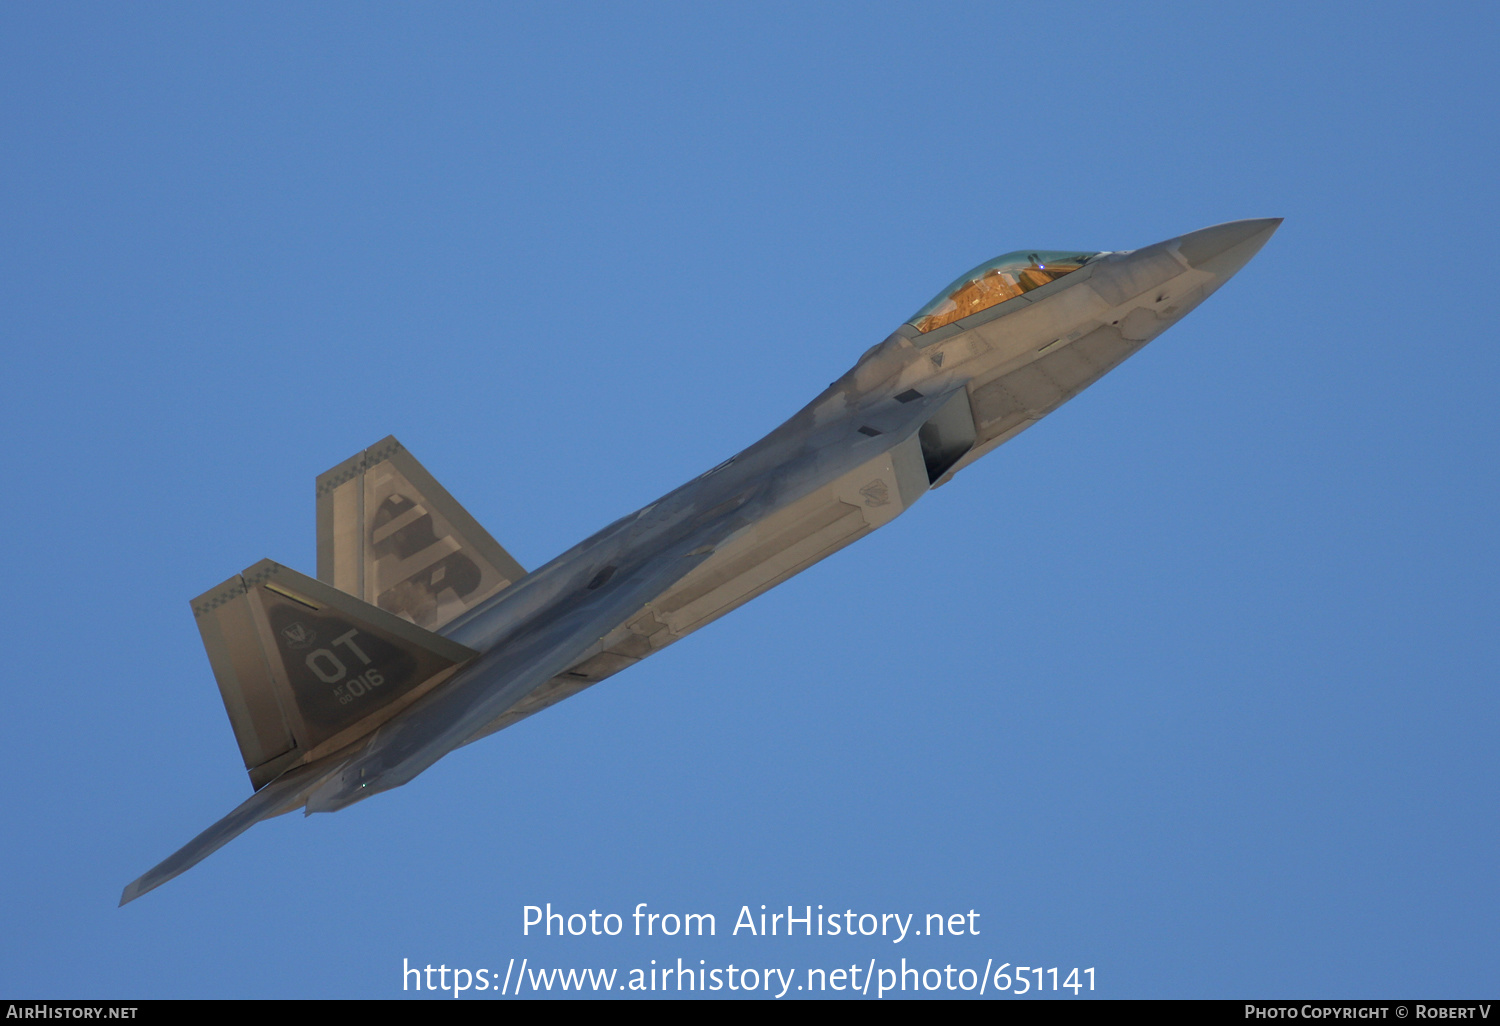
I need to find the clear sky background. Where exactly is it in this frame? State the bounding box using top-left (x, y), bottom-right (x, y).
top-left (2, 2), bottom-right (1496, 1000)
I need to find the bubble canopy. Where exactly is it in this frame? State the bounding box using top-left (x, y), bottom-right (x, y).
top-left (908, 250), bottom-right (1098, 334)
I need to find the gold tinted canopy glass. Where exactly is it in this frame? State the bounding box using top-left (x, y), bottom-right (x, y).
top-left (909, 250), bottom-right (1098, 334)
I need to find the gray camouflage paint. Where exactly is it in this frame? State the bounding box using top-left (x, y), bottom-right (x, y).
top-left (121, 218), bottom-right (1280, 904)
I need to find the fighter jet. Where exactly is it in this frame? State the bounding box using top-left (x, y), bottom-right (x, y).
top-left (121, 218), bottom-right (1280, 904)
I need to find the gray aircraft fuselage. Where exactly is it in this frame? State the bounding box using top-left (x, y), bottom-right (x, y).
top-left (122, 218), bottom-right (1279, 903)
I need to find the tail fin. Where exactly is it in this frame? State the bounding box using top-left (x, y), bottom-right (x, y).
top-left (192, 559), bottom-right (478, 789)
top-left (315, 436), bottom-right (525, 632)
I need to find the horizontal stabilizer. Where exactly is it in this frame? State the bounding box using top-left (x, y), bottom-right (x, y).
top-left (193, 560), bottom-right (479, 789)
top-left (316, 437), bottom-right (525, 631)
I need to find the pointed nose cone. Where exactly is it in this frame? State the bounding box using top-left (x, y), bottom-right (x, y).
top-left (1171, 218), bottom-right (1282, 279)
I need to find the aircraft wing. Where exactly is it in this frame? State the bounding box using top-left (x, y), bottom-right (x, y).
top-left (119, 759), bottom-right (338, 905)
top-left (302, 520), bottom-right (739, 811)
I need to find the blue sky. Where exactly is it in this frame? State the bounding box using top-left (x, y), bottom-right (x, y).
top-left (2, 2), bottom-right (1496, 999)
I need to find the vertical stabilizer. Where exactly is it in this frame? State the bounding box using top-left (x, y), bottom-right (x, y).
top-left (316, 437), bottom-right (525, 631)
top-left (192, 560), bottom-right (478, 789)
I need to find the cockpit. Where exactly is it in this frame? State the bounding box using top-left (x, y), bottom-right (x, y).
top-left (907, 250), bottom-right (1099, 334)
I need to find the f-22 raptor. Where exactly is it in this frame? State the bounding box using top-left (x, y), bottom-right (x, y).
top-left (122, 218), bottom-right (1280, 904)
